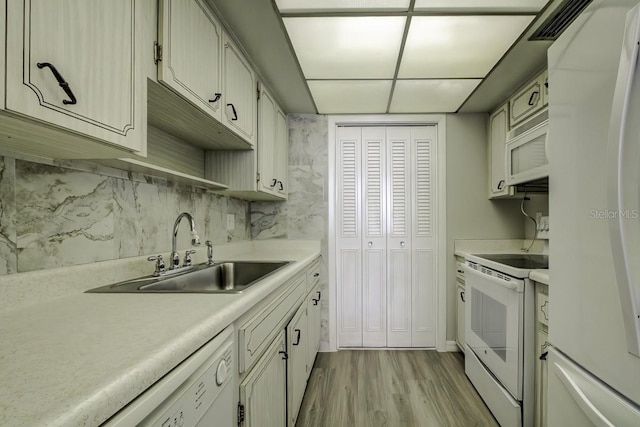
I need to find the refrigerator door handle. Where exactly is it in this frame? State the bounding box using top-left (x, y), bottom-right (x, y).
top-left (554, 362), bottom-right (617, 427)
top-left (607, 4), bottom-right (640, 357)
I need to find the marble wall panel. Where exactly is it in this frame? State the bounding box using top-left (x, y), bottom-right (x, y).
top-left (0, 157), bottom-right (17, 275)
top-left (0, 154), bottom-right (251, 276)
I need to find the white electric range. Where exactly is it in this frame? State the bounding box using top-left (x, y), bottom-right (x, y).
top-left (463, 253), bottom-right (548, 427)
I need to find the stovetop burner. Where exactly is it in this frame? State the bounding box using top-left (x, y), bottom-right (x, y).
top-left (475, 253), bottom-right (549, 269)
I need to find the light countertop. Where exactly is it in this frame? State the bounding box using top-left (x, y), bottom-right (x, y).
top-left (0, 240), bottom-right (320, 427)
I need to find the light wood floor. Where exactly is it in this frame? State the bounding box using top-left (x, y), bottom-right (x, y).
top-left (295, 350), bottom-right (498, 427)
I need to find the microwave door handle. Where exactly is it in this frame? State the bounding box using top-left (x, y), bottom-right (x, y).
top-left (606, 3), bottom-right (640, 357)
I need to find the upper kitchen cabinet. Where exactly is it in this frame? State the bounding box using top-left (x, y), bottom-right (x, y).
top-left (222, 33), bottom-right (257, 147)
top-left (152, 0), bottom-right (254, 150)
top-left (205, 82), bottom-right (288, 201)
top-left (509, 69), bottom-right (548, 128)
top-left (488, 102), bottom-right (514, 198)
top-left (157, 0), bottom-right (223, 122)
top-left (2, 0), bottom-right (146, 159)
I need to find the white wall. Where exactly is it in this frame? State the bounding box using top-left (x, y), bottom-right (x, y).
top-left (445, 114), bottom-right (525, 340)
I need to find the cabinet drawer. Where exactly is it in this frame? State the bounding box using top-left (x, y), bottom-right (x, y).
top-left (306, 260), bottom-right (320, 293)
top-left (537, 291), bottom-right (549, 326)
top-left (238, 275), bottom-right (305, 374)
top-left (456, 260), bottom-right (465, 283)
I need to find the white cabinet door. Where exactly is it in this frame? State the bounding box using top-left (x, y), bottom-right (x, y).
top-left (287, 304), bottom-right (308, 427)
top-left (222, 33), bottom-right (256, 146)
top-left (488, 102), bottom-right (511, 198)
top-left (306, 286), bottom-right (322, 375)
top-left (158, 0), bottom-right (223, 121)
top-left (240, 331), bottom-right (287, 427)
top-left (510, 71), bottom-right (545, 127)
top-left (362, 127), bottom-right (387, 347)
top-left (257, 87), bottom-right (277, 195)
top-left (386, 127), bottom-right (412, 348)
top-left (456, 283), bottom-right (466, 352)
top-left (275, 109), bottom-right (289, 196)
top-left (5, 0), bottom-right (145, 153)
top-left (336, 126), bottom-right (363, 347)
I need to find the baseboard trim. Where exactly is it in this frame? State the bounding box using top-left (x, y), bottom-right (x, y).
top-left (446, 340), bottom-right (462, 352)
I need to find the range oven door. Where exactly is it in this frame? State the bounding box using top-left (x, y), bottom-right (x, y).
top-left (465, 262), bottom-right (524, 400)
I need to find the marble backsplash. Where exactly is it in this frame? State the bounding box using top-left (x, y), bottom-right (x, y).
top-left (252, 114), bottom-right (330, 345)
top-left (0, 155), bottom-right (250, 275)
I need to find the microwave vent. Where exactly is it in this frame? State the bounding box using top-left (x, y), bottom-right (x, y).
top-left (529, 0), bottom-right (593, 41)
top-left (509, 109), bottom-right (548, 139)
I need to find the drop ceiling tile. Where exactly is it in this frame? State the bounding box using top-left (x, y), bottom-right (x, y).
top-left (308, 80), bottom-right (393, 113)
top-left (283, 17), bottom-right (405, 79)
top-left (389, 79), bottom-right (482, 112)
top-left (276, 0), bottom-right (411, 13)
top-left (413, 0), bottom-right (548, 13)
top-left (398, 15), bottom-right (535, 78)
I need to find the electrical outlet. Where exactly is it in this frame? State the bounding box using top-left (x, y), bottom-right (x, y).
top-left (226, 214), bottom-right (235, 230)
top-left (535, 211), bottom-right (543, 224)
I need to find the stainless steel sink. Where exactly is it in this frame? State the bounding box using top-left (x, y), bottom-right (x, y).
top-left (86, 261), bottom-right (290, 294)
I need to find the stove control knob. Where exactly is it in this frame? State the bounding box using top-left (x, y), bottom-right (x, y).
top-left (216, 360), bottom-right (228, 386)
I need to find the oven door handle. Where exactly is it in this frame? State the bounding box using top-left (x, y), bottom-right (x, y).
top-left (463, 264), bottom-right (524, 292)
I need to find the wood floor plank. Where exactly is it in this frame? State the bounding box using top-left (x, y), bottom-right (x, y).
top-left (296, 350), bottom-right (498, 427)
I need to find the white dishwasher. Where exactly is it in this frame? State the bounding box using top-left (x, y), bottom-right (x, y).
top-left (106, 325), bottom-right (234, 427)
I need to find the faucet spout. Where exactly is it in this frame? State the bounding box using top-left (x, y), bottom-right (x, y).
top-left (171, 212), bottom-right (201, 268)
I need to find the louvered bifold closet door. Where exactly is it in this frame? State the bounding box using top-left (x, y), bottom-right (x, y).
top-left (411, 126), bottom-right (437, 347)
top-left (386, 127), bottom-right (413, 347)
top-left (362, 127), bottom-right (387, 347)
top-left (337, 126), bottom-right (363, 347)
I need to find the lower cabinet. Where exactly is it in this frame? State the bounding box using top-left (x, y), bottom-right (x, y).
top-left (236, 258), bottom-right (322, 426)
top-left (239, 331), bottom-right (287, 427)
top-left (287, 303), bottom-right (308, 427)
top-left (534, 282), bottom-right (550, 427)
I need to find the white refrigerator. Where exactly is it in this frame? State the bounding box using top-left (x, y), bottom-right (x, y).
top-left (547, 0), bottom-right (640, 425)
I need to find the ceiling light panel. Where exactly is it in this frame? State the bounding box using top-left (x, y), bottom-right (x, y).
top-left (413, 0), bottom-right (548, 13)
top-left (390, 79), bottom-right (482, 112)
top-left (307, 80), bottom-right (393, 113)
top-left (276, 0), bottom-right (410, 13)
top-left (283, 17), bottom-right (405, 79)
top-left (398, 15), bottom-right (535, 78)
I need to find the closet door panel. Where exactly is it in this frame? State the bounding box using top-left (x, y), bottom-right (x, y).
top-left (337, 126), bottom-right (363, 347)
top-left (362, 127), bottom-right (387, 347)
top-left (411, 126), bottom-right (437, 348)
top-left (386, 127), bottom-right (412, 347)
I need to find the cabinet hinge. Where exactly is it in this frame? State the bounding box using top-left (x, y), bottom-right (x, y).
top-left (256, 172), bottom-right (261, 183)
top-left (237, 402), bottom-right (245, 426)
top-left (154, 42), bottom-right (163, 64)
top-left (257, 81), bottom-right (262, 100)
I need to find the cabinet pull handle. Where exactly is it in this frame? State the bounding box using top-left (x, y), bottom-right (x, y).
top-left (460, 291), bottom-right (465, 302)
top-left (227, 103), bottom-right (238, 120)
top-left (270, 179), bottom-right (277, 188)
top-left (279, 350), bottom-right (288, 360)
top-left (313, 273), bottom-right (319, 278)
top-left (400, 241), bottom-right (405, 247)
top-left (37, 62), bottom-right (77, 105)
top-left (278, 181), bottom-right (284, 191)
top-left (209, 93), bottom-right (221, 103)
top-left (539, 351), bottom-right (548, 361)
top-left (528, 90), bottom-right (539, 106)
top-left (316, 291), bottom-right (321, 300)
top-left (368, 241), bottom-right (373, 247)
top-left (312, 298), bottom-right (319, 305)
top-left (293, 329), bottom-right (301, 345)
top-left (497, 179), bottom-right (505, 190)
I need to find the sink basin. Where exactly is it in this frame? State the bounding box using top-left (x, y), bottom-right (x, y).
top-left (86, 261), bottom-right (290, 294)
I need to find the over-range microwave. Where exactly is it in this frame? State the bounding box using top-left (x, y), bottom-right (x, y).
top-left (506, 109), bottom-right (549, 186)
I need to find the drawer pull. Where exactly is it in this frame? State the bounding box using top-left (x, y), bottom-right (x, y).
top-left (37, 62), bottom-right (77, 105)
top-left (293, 329), bottom-right (301, 346)
top-left (460, 290), bottom-right (465, 302)
top-left (279, 350), bottom-right (288, 360)
top-left (528, 90), bottom-right (540, 106)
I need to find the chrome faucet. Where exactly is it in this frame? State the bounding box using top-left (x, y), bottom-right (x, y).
top-left (205, 240), bottom-right (214, 265)
top-left (170, 212), bottom-right (201, 269)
